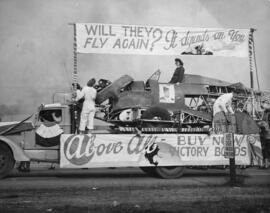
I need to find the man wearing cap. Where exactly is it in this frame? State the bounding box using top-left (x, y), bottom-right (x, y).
top-left (76, 78), bottom-right (97, 134)
top-left (169, 58), bottom-right (185, 84)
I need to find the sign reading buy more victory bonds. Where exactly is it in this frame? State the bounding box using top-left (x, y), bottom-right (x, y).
top-left (60, 134), bottom-right (262, 168)
top-left (75, 23), bottom-right (250, 57)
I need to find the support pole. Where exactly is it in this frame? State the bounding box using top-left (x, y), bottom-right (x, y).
top-left (69, 23), bottom-right (78, 133)
top-left (72, 23), bottom-right (78, 98)
top-left (250, 71), bottom-right (254, 89)
top-left (248, 28), bottom-right (256, 119)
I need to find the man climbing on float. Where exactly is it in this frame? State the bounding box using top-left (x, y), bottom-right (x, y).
top-left (212, 93), bottom-right (235, 133)
top-left (213, 93), bottom-right (234, 116)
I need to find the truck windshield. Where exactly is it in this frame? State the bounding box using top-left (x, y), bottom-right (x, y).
top-left (39, 109), bottom-right (62, 123)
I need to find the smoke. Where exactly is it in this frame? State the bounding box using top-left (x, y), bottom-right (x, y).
top-left (0, 104), bottom-right (21, 120)
top-left (0, 0), bottom-right (269, 121)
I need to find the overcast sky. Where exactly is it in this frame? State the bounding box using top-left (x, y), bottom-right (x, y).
top-left (0, 0), bottom-right (269, 120)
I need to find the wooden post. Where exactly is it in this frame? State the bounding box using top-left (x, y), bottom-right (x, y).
top-left (224, 112), bottom-right (237, 186)
top-left (249, 28), bottom-right (256, 119)
top-left (224, 131), bottom-right (236, 186)
top-left (229, 138), bottom-right (236, 186)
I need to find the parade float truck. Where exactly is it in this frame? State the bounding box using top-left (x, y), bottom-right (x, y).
top-left (0, 71), bottom-right (268, 179)
top-left (0, 24), bottom-right (269, 179)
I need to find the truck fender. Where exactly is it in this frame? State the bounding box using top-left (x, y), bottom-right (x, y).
top-left (0, 135), bottom-right (30, 162)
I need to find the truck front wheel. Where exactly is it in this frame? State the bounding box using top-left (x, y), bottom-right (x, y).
top-left (0, 143), bottom-right (15, 179)
top-left (155, 166), bottom-right (185, 179)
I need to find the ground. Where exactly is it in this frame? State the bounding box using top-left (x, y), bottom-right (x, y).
top-left (0, 166), bottom-right (270, 213)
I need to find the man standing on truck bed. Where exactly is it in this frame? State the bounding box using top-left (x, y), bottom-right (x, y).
top-left (169, 58), bottom-right (185, 84)
top-left (76, 78), bottom-right (97, 134)
top-left (212, 92), bottom-right (235, 133)
top-left (213, 93), bottom-right (234, 117)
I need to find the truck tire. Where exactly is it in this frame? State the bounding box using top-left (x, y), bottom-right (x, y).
top-left (0, 143), bottom-right (15, 179)
top-left (155, 166), bottom-right (185, 179)
top-left (96, 75), bottom-right (133, 104)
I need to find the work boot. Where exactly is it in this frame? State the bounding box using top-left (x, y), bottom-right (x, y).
top-left (85, 128), bottom-right (93, 134)
top-left (264, 159), bottom-right (269, 169)
top-left (17, 161), bottom-right (30, 172)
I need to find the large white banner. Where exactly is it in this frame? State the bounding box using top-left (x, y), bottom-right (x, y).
top-left (76, 23), bottom-right (250, 57)
top-left (60, 133), bottom-right (262, 168)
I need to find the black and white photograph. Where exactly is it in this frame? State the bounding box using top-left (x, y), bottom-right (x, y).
top-left (0, 0), bottom-right (270, 212)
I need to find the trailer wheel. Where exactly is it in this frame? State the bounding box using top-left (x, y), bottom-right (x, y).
top-left (140, 167), bottom-right (157, 177)
top-left (155, 166), bottom-right (185, 179)
top-left (0, 143), bottom-right (15, 179)
top-left (141, 106), bottom-right (171, 127)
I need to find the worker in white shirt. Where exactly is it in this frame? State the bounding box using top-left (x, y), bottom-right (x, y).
top-left (213, 93), bottom-right (234, 117)
top-left (76, 78), bottom-right (97, 134)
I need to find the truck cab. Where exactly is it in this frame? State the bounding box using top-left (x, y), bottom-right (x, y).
top-left (0, 103), bottom-right (72, 178)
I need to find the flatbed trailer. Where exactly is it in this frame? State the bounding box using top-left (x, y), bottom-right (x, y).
top-left (0, 121), bottom-right (263, 179)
